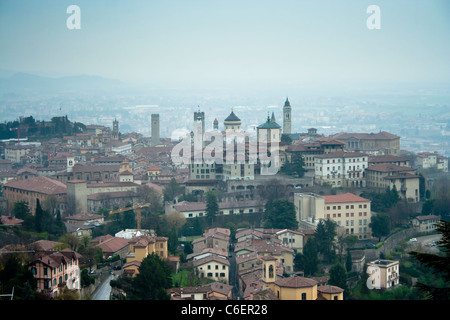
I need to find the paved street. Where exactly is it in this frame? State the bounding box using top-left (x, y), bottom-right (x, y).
top-left (407, 234), bottom-right (442, 254)
top-left (92, 274), bottom-right (113, 300)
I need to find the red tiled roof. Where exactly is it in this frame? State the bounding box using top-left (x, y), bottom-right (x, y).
top-left (275, 276), bottom-right (318, 288)
top-left (318, 285), bottom-right (344, 294)
top-left (366, 163), bottom-right (414, 172)
top-left (315, 151), bottom-right (368, 159)
top-left (4, 176), bottom-right (67, 195)
top-left (324, 193), bottom-right (369, 204)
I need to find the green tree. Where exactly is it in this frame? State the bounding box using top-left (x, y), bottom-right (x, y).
top-left (369, 213), bottom-right (391, 241)
top-left (296, 237), bottom-right (318, 276)
top-left (34, 199), bottom-right (46, 233)
top-left (129, 253), bottom-right (172, 300)
top-left (281, 153), bottom-right (306, 178)
top-left (263, 200), bottom-right (298, 230)
top-left (329, 263), bottom-right (349, 299)
top-left (315, 219), bottom-right (337, 263)
top-left (163, 178), bottom-right (182, 202)
top-left (409, 220), bottom-right (450, 300)
top-left (345, 249), bottom-right (353, 272)
top-left (0, 255), bottom-right (36, 300)
top-left (13, 201), bottom-right (31, 220)
top-left (206, 192), bottom-right (219, 225)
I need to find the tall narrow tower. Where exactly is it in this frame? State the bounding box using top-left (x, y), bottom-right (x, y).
top-left (151, 114), bottom-right (160, 146)
top-left (112, 118), bottom-right (119, 140)
top-left (194, 108), bottom-right (205, 134)
top-left (283, 97), bottom-right (292, 134)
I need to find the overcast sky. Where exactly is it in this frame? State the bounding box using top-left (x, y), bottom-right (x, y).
top-left (1, 0), bottom-right (449, 91)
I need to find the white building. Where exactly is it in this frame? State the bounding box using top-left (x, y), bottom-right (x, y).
top-left (314, 151), bottom-right (368, 188)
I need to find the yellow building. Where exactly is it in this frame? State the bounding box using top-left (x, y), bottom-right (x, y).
top-left (147, 166), bottom-right (160, 180)
top-left (260, 256), bottom-right (343, 300)
top-left (294, 192), bottom-right (372, 240)
top-left (365, 163), bottom-right (420, 202)
top-left (193, 255), bottom-right (230, 283)
top-left (122, 233), bottom-right (168, 277)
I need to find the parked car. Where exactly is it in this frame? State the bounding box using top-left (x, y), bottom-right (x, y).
top-left (408, 238), bottom-right (417, 243)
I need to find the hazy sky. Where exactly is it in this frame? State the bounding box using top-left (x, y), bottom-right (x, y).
top-left (1, 0), bottom-right (449, 91)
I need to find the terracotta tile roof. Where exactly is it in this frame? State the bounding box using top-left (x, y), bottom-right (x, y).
top-left (0, 215), bottom-right (24, 226)
top-left (275, 276), bottom-right (318, 288)
top-left (414, 215), bottom-right (440, 221)
top-left (4, 176), bottom-right (67, 195)
top-left (28, 240), bottom-right (63, 251)
top-left (331, 131), bottom-right (399, 140)
top-left (323, 193), bottom-right (369, 204)
top-left (366, 163), bottom-right (414, 172)
top-left (97, 236), bottom-right (130, 255)
top-left (318, 285), bottom-right (344, 294)
top-left (315, 151), bottom-right (368, 159)
top-left (368, 155), bottom-right (408, 163)
top-left (193, 255), bottom-right (230, 267)
top-left (173, 200), bottom-right (263, 212)
top-left (87, 190), bottom-right (138, 200)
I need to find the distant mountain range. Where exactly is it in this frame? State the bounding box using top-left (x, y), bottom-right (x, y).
top-left (0, 70), bottom-right (124, 94)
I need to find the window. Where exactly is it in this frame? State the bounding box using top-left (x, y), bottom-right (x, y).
top-left (301, 293), bottom-right (307, 300)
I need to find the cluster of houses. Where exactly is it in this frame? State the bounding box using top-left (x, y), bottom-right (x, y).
top-left (0, 100), bottom-right (447, 300)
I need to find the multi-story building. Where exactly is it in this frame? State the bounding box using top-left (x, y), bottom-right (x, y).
top-left (294, 192), bottom-right (372, 239)
top-left (368, 154), bottom-right (410, 167)
top-left (193, 255), bottom-right (230, 283)
top-left (3, 176), bottom-right (67, 214)
top-left (27, 248), bottom-right (82, 297)
top-left (415, 152), bottom-right (448, 172)
top-left (5, 144), bottom-right (35, 163)
top-left (314, 151), bottom-right (368, 188)
top-left (259, 256), bottom-right (344, 300)
top-left (365, 163), bottom-right (420, 202)
top-left (329, 131), bottom-right (401, 156)
top-left (411, 215), bottom-right (440, 232)
top-left (120, 230), bottom-right (168, 277)
top-left (285, 139), bottom-right (346, 170)
top-left (367, 259), bottom-right (399, 289)
top-left (167, 200), bottom-right (264, 219)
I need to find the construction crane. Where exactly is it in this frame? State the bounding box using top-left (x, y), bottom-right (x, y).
top-left (108, 203), bottom-right (150, 230)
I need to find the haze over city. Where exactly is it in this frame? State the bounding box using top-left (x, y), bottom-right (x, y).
top-left (1, 0), bottom-right (449, 155)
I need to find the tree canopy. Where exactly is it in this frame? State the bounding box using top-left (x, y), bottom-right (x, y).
top-left (128, 253), bottom-right (172, 300)
top-left (263, 200), bottom-right (298, 230)
top-left (409, 220), bottom-right (450, 300)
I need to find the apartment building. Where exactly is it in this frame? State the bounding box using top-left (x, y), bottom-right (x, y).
top-left (330, 131), bottom-right (401, 156)
top-left (367, 259), bottom-right (399, 289)
top-left (285, 139), bottom-right (345, 170)
top-left (411, 215), bottom-right (440, 232)
top-left (314, 151), bottom-right (368, 188)
top-left (365, 163), bottom-right (420, 202)
top-left (3, 176), bottom-right (67, 214)
top-left (193, 255), bottom-right (230, 283)
top-left (294, 192), bottom-right (372, 239)
top-left (167, 199), bottom-right (264, 219)
top-left (415, 152), bottom-right (448, 172)
top-left (27, 249), bottom-right (82, 297)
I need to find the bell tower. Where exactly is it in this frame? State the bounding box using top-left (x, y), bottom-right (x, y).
top-left (283, 97), bottom-right (292, 134)
top-left (262, 256), bottom-right (277, 284)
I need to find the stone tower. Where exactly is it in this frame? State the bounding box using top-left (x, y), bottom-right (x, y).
top-left (151, 114), bottom-right (160, 146)
top-left (194, 108), bottom-right (205, 134)
top-left (283, 97), bottom-right (292, 134)
top-left (112, 118), bottom-right (119, 140)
